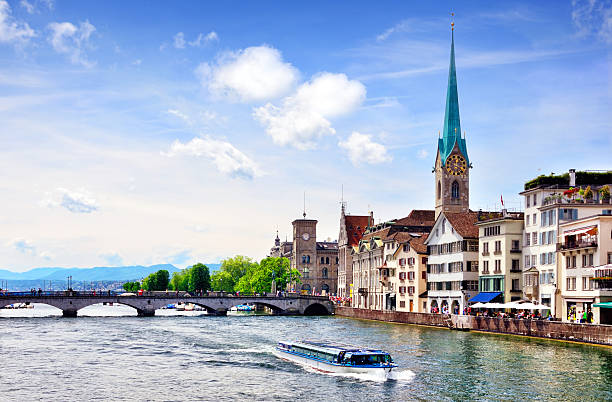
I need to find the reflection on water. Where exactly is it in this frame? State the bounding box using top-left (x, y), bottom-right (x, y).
top-left (1, 305), bottom-right (612, 401)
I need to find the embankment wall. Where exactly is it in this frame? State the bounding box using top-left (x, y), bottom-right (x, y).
top-left (335, 307), bottom-right (612, 346)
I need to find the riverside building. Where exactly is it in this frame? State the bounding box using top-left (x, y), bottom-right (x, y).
top-left (520, 170), bottom-right (612, 317)
top-left (474, 211), bottom-right (524, 305)
top-left (338, 204), bottom-right (369, 300)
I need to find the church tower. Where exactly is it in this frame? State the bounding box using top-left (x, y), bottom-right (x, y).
top-left (434, 25), bottom-right (470, 219)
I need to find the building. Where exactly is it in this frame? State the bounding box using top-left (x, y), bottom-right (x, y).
top-left (269, 231), bottom-right (293, 259)
top-left (520, 170), bottom-right (612, 317)
top-left (290, 217), bottom-right (338, 295)
top-left (385, 232), bottom-right (429, 312)
top-left (426, 212), bottom-right (480, 314)
top-left (474, 211), bottom-right (524, 305)
top-left (559, 213), bottom-right (612, 324)
top-left (337, 204), bottom-right (369, 300)
top-left (352, 210), bottom-right (434, 310)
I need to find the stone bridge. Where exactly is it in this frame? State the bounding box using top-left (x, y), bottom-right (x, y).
top-left (0, 292), bottom-right (335, 317)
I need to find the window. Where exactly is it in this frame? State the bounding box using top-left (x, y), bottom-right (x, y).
top-left (541, 232), bottom-right (546, 245)
top-left (512, 278), bottom-right (520, 292)
top-left (526, 233), bottom-right (531, 246)
top-left (549, 210), bottom-right (556, 225)
top-left (437, 181), bottom-right (441, 200)
top-left (608, 253), bottom-right (612, 264)
top-left (533, 194), bottom-right (537, 206)
top-left (532, 232), bottom-right (538, 245)
top-left (541, 212), bottom-right (547, 227)
top-left (603, 209), bottom-right (612, 216)
top-left (303, 267), bottom-right (310, 278)
top-left (526, 215), bottom-right (530, 226)
top-left (582, 254), bottom-right (587, 267)
top-left (512, 240), bottom-right (520, 250)
top-left (494, 260), bottom-right (501, 272)
top-left (512, 259), bottom-right (520, 271)
top-left (526, 196), bottom-right (530, 208)
top-left (302, 255), bottom-right (307, 264)
top-left (325, 257), bottom-right (330, 264)
top-left (451, 181), bottom-right (459, 199)
top-left (322, 268), bottom-right (328, 278)
top-left (525, 255), bottom-right (530, 267)
top-left (572, 255), bottom-right (577, 268)
top-left (422, 271), bottom-right (427, 279)
top-left (532, 255), bottom-right (537, 266)
top-left (559, 208), bottom-right (578, 221)
top-left (533, 213), bottom-right (537, 225)
top-left (483, 260), bottom-right (489, 273)
top-left (336, 257), bottom-right (338, 264)
top-left (321, 257), bottom-right (325, 264)
top-left (484, 226), bottom-right (501, 236)
top-left (403, 244), bottom-right (410, 252)
top-left (483, 242), bottom-right (489, 254)
top-left (494, 240), bottom-right (501, 253)
top-left (442, 218), bottom-right (446, 233)
top-left (408, 271), bottom-right (415, 280)
top-left (589, 254), bottom-right (594, 267)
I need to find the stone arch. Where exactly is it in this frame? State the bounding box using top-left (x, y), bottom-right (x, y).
top-left (451, 300), bottom-right (460, 314)
top-left (303, 302), bottom-right (330, 316)
top-left (430, 300), bottom-right (438, 313)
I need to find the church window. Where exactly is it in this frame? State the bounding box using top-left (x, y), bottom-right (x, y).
top-left (307, 255), bottom-right (311, 263)
top-left (322, 268), bottom-right (328, 278)
top-left (451, 181), bottom-right (459, 199)
top-left (321, 257), bottom-right (325, 264)
top-left (326, 257), bottom-right (330, 264)
top-left (437, 181), bottom-right (441, 200)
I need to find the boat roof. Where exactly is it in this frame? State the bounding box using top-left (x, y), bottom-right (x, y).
top-left (282, 340), bottom-right (390, 355)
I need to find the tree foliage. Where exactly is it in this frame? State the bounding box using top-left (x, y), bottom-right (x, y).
top-left (168, 264), bottom-right (211, 292)
top-left (122, 281), bottom-right (140, 292)
top-left (233, 257), bottom-right (300, 294)
top-left (142, 270), bottom-right (170, 291)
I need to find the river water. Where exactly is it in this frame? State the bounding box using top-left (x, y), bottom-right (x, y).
top-left (1, 304), bottom-right (612, 401)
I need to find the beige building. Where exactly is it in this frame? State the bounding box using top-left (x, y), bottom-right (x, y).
top-left (352, 210), bottom-right (434, 310)
top-left (337, 205), bottom-right (369, 300)
top-left (475, 211), bottom-right (524, 304)
top-left (385, 232), bottom-right (429, 312)
top-left (559, 213), bottom-right (612, 324)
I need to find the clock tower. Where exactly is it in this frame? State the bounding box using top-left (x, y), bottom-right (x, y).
top-left (434, 27), bottom-right (470, 220)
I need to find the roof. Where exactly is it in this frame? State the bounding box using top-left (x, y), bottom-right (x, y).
top-left (438, 30), bottom-right (469, 167)
top-left (316, 242), bottom-right (338, 251)
top-left (394, 209), bottom-right (435, 227)
top-left (444, 211), bottom-right (480, 239)
top-left (388, 232), bottom-right (428, 254)
top-left (475, 211), bottom-right (523, 225)
top-left (344, 215), bottom-right (369, 246)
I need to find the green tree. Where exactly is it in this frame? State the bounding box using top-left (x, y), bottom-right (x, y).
top-left (142, 269), bottom-right (170, 291)
top-left (189, 263), bottom-right (211, 292)
top-left (211, 270), bottom-right (234, 292)
top-left (122, 281), bottom-right (140, 292)
top-left (169, 269), bottom-right (190, 291)
top-left (233, 257), bottom-right (300, 295)
top-left (218, 255), bottom-right (255, 290)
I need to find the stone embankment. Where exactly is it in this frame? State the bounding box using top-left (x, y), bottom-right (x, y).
top-left (335, 307), bottom-right (612, 346)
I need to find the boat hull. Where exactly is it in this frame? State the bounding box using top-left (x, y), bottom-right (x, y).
top-left (274, 348), bottom-right (394, 375)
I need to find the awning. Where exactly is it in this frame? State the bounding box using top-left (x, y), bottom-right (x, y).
top-left (468, 292), bottom-right (502, 303)
top-left (563, 225), bottom-right (597, 237)
top-left (593, 302), bottom-right (612, 308)
top-left (418, 291), bottom-right (428, 298)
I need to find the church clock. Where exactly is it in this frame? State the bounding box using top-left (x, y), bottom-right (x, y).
top-left (445, 154), bottom-right (467, 176)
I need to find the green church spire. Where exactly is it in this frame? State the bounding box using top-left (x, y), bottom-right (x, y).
top-left (439, 29), bottom-right (469, 167)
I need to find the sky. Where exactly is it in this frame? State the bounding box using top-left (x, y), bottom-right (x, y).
top-left (0, 0), bottom-right (611, 271)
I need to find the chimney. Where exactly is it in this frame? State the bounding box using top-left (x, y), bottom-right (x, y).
top-left (368, 211), bottom-right (374, 228)
top-left (569, 169), bottom-right (576, 187)
top-left (502, 208), bottom-right (508, 217)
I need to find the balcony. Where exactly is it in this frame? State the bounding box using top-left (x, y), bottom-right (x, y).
top-left (510, 268), bottom-right (521, 273)
top-left (523, 283), bottom-right (538, 298)
top-left (358, 288), bottom-right (368, 295)
top-left (559, 240), bottom-right (598, 251)
top-left (481, 270), bottom-right (490, 275)
top-left (481, 251), bottom-right (490, 256)
top-left (493, 250), bottom-right (502, 255)
top-left (493, 269), bottom-right (502, 274)
top-left (510, 248), bottom-right (522, 253)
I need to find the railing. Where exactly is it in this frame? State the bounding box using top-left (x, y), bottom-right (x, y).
top-left (560, 241), bottom-right (598, 251)
top-left (510, 248), bottom-right (522, 253)
top-left (482, 251), bottom-right (490, 256)
top-left (510, 268), bottom-right (522, 273)
top-left (494, 250), bottom-right (502, 255)
top-left (493, 269), bottom-right (502, 274)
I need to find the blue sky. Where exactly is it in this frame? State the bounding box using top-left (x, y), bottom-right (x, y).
top-left (1, 0), bottom-right (610, 271)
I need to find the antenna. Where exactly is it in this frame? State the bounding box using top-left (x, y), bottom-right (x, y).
top-left (340, 184), bottom-right (347, 212)
top-left (303, 191), bottom-right (306, 218)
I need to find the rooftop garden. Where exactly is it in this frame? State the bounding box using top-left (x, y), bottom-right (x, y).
top-left (524, 171), bottom-right (612, 190)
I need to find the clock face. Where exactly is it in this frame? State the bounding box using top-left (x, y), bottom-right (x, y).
top-left (445, 154), bottom-right (467, 176)
top-left (302, 233), bottom-right (310, 241)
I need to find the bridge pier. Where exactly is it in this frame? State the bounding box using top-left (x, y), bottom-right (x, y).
top-left (211, 309), bottom-right (227, 316)
top-left (137, 309), bottom-right (155, 317)
top-left (62, 310), bottom-right (78, 318)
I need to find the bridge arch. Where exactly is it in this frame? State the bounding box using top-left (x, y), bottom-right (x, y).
top-left (303, 302), bottom-right (331, 316)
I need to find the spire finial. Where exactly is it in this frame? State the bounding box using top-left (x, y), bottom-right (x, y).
top-left (451, 12), bottom-right (455, 31)
top-left (303, 191), bottom-right (306, 218)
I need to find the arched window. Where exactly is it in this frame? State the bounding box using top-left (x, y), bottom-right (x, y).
top-left (322, 268), bottom-right (328, 278)
top-left (437, 180), bottom-right (441, 199)
top-left (302, 255), bottom-right (306, 264)
top-left (336, 257), bottom-right (339, 264)
top-left (322, 284), bottom-right (330, 292)
top-left (451, 181), bottom-right (460, 199)
top-left (306, 255), bottom-right (311, 263)
top-left (325, 257), bottom-right (330, 264)
top-left (320, 257), bottom-right (325, 264)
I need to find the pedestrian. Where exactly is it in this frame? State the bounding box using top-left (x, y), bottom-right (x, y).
top-left (587, 308), bottom-right (593, 323)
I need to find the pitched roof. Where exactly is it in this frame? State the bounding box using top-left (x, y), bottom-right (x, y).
top-left (395, 209), bottom-right (435, 227)
top-left (344, 215), bottom-right (369, 246)
top-left (444, 211), bottom-right (480, 239)
top-left (388, 231), bottom-right (429, 254)
top-left (316, 242), bottom-right (338, 251)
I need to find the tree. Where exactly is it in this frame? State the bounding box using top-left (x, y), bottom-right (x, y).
top-left (169, 269), bottom-right (190, 291)
top-left (211, 270), bottom-right (234, 292)
top-left (122, 281), bottom-right (140, 292)
top-left (233, 257), bottom-right (300, 295)
top-left (190, 263), bottom-right (211, 292)
top-left (142, 269), bottom-right (170, 291)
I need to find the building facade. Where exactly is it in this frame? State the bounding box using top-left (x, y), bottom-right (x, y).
top-left (559, 214), bottom-right (612, 324)
top-left (337, 205), bottom-right (369, 300)
top-left (475, 211), bottom-right (524, 304)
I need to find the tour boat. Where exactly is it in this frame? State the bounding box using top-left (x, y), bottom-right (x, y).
top-left (274, 340), bottom-right (396, 375)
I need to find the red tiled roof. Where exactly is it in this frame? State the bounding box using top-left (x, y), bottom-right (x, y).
top-left (386, 231), bottom-right (429, 254)
top-left (345, 215), bottom-right (369, 246)
top-left (444, 211), bottom-right (480, 239)
top-left (395, 209), bottom-right (435, 227)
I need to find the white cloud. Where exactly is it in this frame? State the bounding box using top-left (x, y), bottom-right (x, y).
top-left (20, 0), bottom-right (34, 14)
top-left (10, 238), bottom-right (36, 254)
top-left (42, 188), bottom-right (99, 213)
top-left (164, 136), bottom-right (262, 179)
top-left (189, 31), bottom-right (218, 46)
top-left (572, 0), bottom-right (612, 44)
top-left (167, 108), bottom-right (190, 123)
top-left (173, 32), bottom-right (186, 49)
top-left (417, 149), bottom-right (429, 159)
top-left (0, 0), bottom-right (36, 44)
top-left (338, 132), bottom-right (391, 166)
top-left (99, 252), bottom-right (123, 266)
top-left (47, 20), bottom-right (96, 67)
top-left (253, 73), bottom-right (366, 149)
top-left (196, 45), bottom-right (298, 102)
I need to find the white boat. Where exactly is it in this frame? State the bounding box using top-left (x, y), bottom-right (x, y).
top-left (274, 340), bottom-right (396, 376)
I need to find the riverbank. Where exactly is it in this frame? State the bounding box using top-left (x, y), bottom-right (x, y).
top-left (335, 306), bottom-right (612, 346)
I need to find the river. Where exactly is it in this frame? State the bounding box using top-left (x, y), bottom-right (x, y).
top-left (1, 304), bottom-right (611, 401)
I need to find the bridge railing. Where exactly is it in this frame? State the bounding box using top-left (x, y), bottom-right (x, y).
top-left (0, 290), bottom-right (332, 300)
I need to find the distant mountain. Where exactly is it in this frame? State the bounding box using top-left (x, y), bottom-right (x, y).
top-left (0, 263), bottom-right (221, 282)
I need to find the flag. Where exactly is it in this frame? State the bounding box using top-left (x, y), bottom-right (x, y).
top-left (501, 194), bottom-right (504, 207)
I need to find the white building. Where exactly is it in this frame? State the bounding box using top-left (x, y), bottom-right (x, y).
top-left (425, 212), bottom-right (480, 314)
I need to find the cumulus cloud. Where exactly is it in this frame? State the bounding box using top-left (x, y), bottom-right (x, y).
top-left (100, 252), bottom-right (123, 266)
top-left (173, 32), bottom-right (186, 49)
top-left (42, 188), bottom-right (99, 213)
top-left (253, 73), bottom-right (366, 149)
top-left (164, 136), bottom-right (261, 179)
top-left (338, 132), bottom-right (392, 166)
top-left (572, 0), bottom-right (612, 44)
top-left (417, 149), bottom-right (429, 159)
top-left (196, 45), bottom-right (298, 102)
top-left (10, 238), bottom-right (36, 254)
top-left (0, 0), bottom-right (36, 44)
top-left (47, 20), bottom-right (96, 67)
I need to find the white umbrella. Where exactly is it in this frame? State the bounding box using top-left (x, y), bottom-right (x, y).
top-left (471, 302), bottom-right (487, 308)
top-left (516, 302), bottom-right (551, 310)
